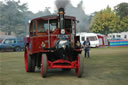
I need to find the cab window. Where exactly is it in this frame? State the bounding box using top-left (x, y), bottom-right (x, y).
top-left (37, 19), bottom-right (58, 33)
top-left (30, 21), bottom-right (36, 36)
top-left (65, 19), bottom-right (72, 33)
top-left (49, 19), bottom-right (58, 32)
top-left (38, 20), bottom-right (48, 33)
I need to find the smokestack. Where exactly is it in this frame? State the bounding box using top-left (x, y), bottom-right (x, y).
top-left (55, 0), bottom-right (70, 33)
top-left (58, 8), bottom-right (65, 30)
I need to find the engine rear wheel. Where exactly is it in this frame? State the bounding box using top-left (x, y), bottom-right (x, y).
top-left (24, 47), bottom-right (35, 72)
top-left (75, 54), bottom-right (84, 77)
top-left (41, 54), bottom-right (48, 78)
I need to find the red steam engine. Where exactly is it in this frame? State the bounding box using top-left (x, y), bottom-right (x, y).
top-left (24, 8), bottom-right (84, 78)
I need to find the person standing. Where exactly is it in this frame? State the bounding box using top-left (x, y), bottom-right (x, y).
top-left (83, 38), bottom-right (90, 58)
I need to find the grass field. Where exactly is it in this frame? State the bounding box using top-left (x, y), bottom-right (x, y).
top-left (0, 47), bottom-right (128, 85)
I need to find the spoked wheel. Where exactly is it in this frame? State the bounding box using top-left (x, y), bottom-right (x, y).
top-left (24, 47), bottom-right (35, 72)
top-left (41, 54), bottom-right (48, 78)
top-left (75, 54), bottom-right (84, 77)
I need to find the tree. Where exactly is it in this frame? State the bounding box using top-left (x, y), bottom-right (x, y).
top-left (0, 0), bottom-right (28, 36)
top-left (120, 16), bottom-right (128, 32)
top-left (114, 2), bottom-right (128, 32)
top-left (0, 1), bottom-right (4, 29)
top-left (114, 2), bottom-right (128, 19)
top-left (0, 0), bottom-right (53, 36)
top-left (90, 6), bottom-right (121, 35)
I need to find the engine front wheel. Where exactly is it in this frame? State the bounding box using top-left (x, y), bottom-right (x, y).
top-left (24, 47), bottom-right (35, 72)
top-left (75, 54), bottom-right (84, 77)
top-left (41, 54), bottom-right (48, 78)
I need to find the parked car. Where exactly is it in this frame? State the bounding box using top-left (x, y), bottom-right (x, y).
top-left (0, 37), bottom-right (25, 52)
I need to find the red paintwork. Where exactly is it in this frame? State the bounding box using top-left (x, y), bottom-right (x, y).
top-left (25, 28), bottom-right (79, 54)
top-left (27, 29), bottom-right (74, 54)
top-left (75, 56), bottom-right (79, 76)
top-left (24, 47), bottom-right (28, 72)
top-left (47, 59), bottom-right (78, 69)
top-left (42, 56), bottom-right (80, 77)
top-left (24, 46), bottom-right (31, 72)
top-left (41, 54), bottom-right (48, 76)
top-left (24, 15), bottom-right (82, 77)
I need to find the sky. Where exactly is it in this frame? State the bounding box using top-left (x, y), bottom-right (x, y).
top-left (1, 0), bottom-right (128, 14)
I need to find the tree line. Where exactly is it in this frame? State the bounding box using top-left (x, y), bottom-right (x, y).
top-left (0, 0), bottom-right (52, 37)
top-left (0, 0), bottom-right (128, 36)
top-left (0, 0), bottom-right (89, 37)
top-left (89, 3), bottom-right (128, 35)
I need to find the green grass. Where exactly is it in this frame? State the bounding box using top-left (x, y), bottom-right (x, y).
top-left (0, 47), bottom-right (128, 85)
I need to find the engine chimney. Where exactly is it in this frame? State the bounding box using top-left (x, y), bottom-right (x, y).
top-left (58, 8), bottom-right (65, 31)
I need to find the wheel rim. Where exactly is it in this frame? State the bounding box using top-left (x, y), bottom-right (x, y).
top-left (24, 47), bottom-right (28, 72)
top-left (41, 54), bottom-right (48, 77)
top-left (75, 56), bottom-right (79, 76)
top-left (75, 54), bottom-right (84, 77)
top-left (41, 56), bottom-right (43, 75)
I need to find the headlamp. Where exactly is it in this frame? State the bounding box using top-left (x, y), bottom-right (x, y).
top-left (61, 29), bottom-right (65, 34)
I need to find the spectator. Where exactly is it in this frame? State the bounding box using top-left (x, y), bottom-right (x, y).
top-left (83, 38), bottom-right (90, 58)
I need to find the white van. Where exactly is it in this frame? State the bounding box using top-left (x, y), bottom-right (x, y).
top-left (77, 32), bottom-right (100, 47)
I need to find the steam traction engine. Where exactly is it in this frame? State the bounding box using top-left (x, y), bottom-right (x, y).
top-left (24, 8), bottom-right (84, 78)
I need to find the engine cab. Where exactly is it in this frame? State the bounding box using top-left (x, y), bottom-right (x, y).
top-left (24, 8), bottom-right (84, 78)
top-left (26, 8), bottom-right (81, 57)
